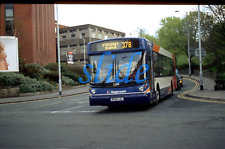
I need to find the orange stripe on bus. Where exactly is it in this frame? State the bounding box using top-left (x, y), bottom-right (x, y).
top-left (153, 44), bottom-right (160, 53)
top-left (144, 87), bottom-right (150, 92)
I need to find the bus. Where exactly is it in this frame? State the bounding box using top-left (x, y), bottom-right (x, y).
top-left (87, 37), bottom-right (177, 107)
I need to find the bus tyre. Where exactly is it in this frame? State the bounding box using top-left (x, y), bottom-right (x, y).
top-left (171, 83), bottom-right (173, 96)
top-left (154, 88), bottom-right (160, 106)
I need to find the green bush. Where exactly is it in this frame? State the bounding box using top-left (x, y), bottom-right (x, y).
top-left (20, 83), bottom-right (36, 93)
top-left (219, 73), bottom-right (225, 80)
top-left (43, 71), bottom-right (59, 82)
top-left (0, 72), bottom-right (21, 86)
top-left (19, 77), bottom-right (53, 93)
top-left (176, 63), bottom-right (189, 70)
top-left (66, 65), bottom-right (85, 76)
top-left (62, 72), bottom-right (80, 82)
top-left (44, 63), bottom-right (68, 73)
top-left (207, 67), bottom-right (218, 72)
top-left (62, 76), bottom-right (79, 86)
top-left (22, 63), bottom-right (43, 80)
top-left (0, 72), bottom-right (53, 93)
top-left (44, 63), bottom-right (58, 71)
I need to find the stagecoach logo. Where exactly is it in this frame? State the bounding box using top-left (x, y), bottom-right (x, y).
top-left (111, 90), bottom-right (126, 94)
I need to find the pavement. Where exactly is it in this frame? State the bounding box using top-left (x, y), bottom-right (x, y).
top-left (182, 74), bottom-right (225, 101)
top-left (0, 85), bottom-right (89, 104)
top-left (0, 75), bottom-right (224, 104)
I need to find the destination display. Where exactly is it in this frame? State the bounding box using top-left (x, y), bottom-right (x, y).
top-left (91, 39), bottom-right (139, 52)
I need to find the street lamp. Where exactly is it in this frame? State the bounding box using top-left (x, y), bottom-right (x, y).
top-left (82, 36), bottom-right (86, 66)
top-left (175, 10), bottom-right (191, 77)
top-left (198, 5), bottom-right (203, 90)
top-left (56, 4), bottom-right (62, 96)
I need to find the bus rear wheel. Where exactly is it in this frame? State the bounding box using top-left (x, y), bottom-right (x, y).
top-left (170, 82), bottom-right (173, 96)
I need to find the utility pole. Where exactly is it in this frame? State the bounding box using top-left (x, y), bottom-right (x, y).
top-left (56, 4), bottom-right (62, 95)
top-left (198, 5), bottom-right (203, 90)
top-left (186, 12), bottom-right (191, 77)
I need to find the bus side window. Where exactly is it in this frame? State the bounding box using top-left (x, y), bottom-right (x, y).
top-left (153, 52), bottom-right (160, 77)
top-left (153, 52), bottom-right (158, 62)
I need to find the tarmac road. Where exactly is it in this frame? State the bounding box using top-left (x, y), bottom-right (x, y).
top-left (0, 78), bottom-right (225, 149)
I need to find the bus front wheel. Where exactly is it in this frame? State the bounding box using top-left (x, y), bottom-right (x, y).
top-left (154, 87), bottom-right (160, 105)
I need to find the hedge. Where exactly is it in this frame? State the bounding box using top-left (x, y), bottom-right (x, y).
top-left (0, 72), bottom-right (53, 93)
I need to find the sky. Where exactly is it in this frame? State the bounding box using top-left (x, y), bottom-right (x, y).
top-left (56, 5), bottom-right (199, 37)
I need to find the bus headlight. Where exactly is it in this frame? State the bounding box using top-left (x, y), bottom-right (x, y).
top-left (139, 86), bottom-right (144, 92)
top-left (91, 89), bottom-right (96, 94)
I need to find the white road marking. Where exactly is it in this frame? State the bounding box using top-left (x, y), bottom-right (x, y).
top-left (13, 98), bottom-right (88, 111)
top-left (51, 105), bottom-right (86, 114)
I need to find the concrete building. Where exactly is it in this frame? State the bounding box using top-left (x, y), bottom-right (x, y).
top-left (0, 4), bottom-right (56, 66)
top-left (59, 24), bottom-right (125, 65)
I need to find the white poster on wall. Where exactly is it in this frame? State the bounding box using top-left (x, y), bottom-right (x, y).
top-left (0, 36), bottom-right (19, 72)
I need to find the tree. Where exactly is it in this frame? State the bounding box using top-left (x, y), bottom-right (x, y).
top-left (207, 5), bottom-right (225, 32)
top-left (143, 34), bottom-right (160, 45)
top-left (157, 16), bottom-right (186, 56)
top-left (203, 5), bottom-right (225, 72)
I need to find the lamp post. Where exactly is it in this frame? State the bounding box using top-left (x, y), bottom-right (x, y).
top-left (175, 10), bottom-right (191, 77)
top-left (56, 4), bottom-right (62, 95)
top-left (198, 5), bottom-right (203, 90)
top-left (82, 37), bottom-right (86, 66)
top-left (186, 12), bottom-right (191, 77)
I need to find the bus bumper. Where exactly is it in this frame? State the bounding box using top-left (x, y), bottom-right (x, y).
top-left (89, 93), bottom-right (152, 106)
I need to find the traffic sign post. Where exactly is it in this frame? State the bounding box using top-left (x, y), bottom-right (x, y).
top-left (195, 48), bottom-right (206, 58)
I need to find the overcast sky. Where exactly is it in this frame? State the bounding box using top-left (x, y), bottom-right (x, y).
top-left (56, 5), bottom-right (200, 37)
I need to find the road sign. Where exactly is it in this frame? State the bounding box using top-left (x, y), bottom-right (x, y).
top-left (195, 48), bottom-right (206, 58)
top-left (66, 51), bottom-right (74, 64)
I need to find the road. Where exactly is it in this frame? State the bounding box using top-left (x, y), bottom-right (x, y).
top-left (0, 79), bottom-right (225, 149)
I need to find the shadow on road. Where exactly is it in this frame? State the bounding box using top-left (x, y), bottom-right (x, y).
top-left (96, 104), bottom-right (153, 114)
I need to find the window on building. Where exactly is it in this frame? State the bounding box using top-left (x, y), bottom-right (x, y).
top-left (62, 35), bottom-right (66, 39)
top-left (60, 46), bottom-right (68, 48)
top-left (91, 32), bottom-right (95, 38)
top-left (60, 31), bottom-right (67, 34)
top-left (104, 35), bottom-right (108, 39)
top-left (79, 28), bottom-right (87, 31)
top-left (80, 33), bottom-right (85, 38)
top-left (5, 4), bottom-right (14, 36)
top-left (70, 44), bottom-right (77, 48)
top-left (69, 29), bottom-right (76, 32)
top-left (71, 34), bottom-right (75, 38)
top-left (98, 34), bottom-right (102, 39)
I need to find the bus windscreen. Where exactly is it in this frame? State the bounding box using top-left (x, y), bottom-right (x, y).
top-left (90, 39), bottom-right (139, 52)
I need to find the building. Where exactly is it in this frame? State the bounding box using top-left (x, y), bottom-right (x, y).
top-left (59, 24), bottom-right (125, 64)
top-left (0, 4), bottom-right (56, 66)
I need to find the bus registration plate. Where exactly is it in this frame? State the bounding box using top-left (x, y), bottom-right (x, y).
top-left (110, 97), bottom-right (124, 102)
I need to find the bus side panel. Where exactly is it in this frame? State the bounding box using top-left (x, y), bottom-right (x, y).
top-left (155, 76), bottom-right (173, 98)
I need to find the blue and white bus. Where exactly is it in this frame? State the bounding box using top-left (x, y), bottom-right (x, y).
top-left (87, 38), bottom-right (177, 107)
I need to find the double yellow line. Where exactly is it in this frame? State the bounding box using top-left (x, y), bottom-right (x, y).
top-left (178, 77), bottom-right (225, 104)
